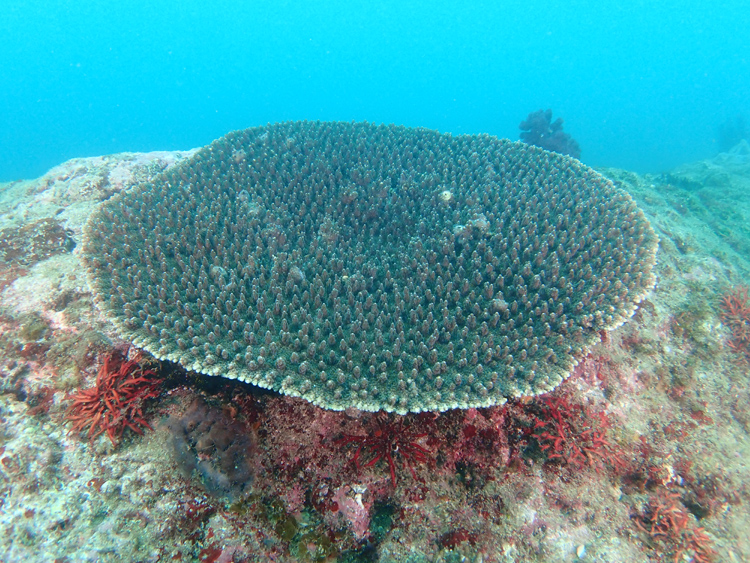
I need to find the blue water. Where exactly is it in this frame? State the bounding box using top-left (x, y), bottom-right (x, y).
top-left (1, 0), bottom-right (748, 182)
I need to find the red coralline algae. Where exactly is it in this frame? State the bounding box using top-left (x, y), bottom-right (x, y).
top-left (197, 544), bottom-right (223, 563)
top-left (435, 406), bottom-right (510, 487)
top-left (720, 285), bottom-right (750, 363)
top-left (330, 484), bottom-right (373, 540)
top-left (523, 394), bottom-right (622, 473)
top-left (64, 349), bottom-right (162, 446)
top-left (633, 490), bottom-right (718, 563)
top-left (438, 528), bottom-right (478, 550)
top-left (336, 413), bottom-right (432, 487)
top-left (179, 496), bottom-right (217, 530)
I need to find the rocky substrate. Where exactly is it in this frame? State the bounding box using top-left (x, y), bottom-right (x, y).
top-left (0, 144), bottom-right (748, 562)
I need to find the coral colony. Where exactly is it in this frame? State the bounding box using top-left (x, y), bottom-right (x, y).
top-left (81, 121), bottom-right (657, 414)
top-left (519, 109), bottom-right (582, 159)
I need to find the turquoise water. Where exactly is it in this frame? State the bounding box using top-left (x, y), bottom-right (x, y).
top-left (1, 0), bottom-right (748, 181)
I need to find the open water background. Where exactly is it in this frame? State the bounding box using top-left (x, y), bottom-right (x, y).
top-left (1, 0), bottom-right (748, 181)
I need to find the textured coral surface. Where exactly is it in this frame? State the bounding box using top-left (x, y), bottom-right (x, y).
top-left (0, 143), bottom-right (749, 562)
top-left (82, 121), bottom-right (656, 413)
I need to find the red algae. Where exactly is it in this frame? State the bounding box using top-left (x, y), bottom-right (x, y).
top-left (720, 285), bottom-right (750, 363)
top-left (633, 490), bottom-right (718, 563)
top-left (64, 349), bottom-right (162, 446)
top-left (526, 394), bottom-right (623, 473)
top-left (336, 412), bottom-right (432, 487)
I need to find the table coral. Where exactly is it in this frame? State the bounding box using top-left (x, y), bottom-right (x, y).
top-left (81, 120), bottom-right (657, 414)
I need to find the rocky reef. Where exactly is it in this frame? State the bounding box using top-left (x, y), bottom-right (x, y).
top-left (0, 138), bottom-right (749, 562)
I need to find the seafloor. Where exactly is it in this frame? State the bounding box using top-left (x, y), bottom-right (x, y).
top-left (0, 142), bottom-right (749, 563)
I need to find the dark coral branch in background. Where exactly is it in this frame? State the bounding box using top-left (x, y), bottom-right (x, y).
top-left (65, 349), bottom-right (162, 446)
top-left (519, 109), bottom-right (582, 159)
